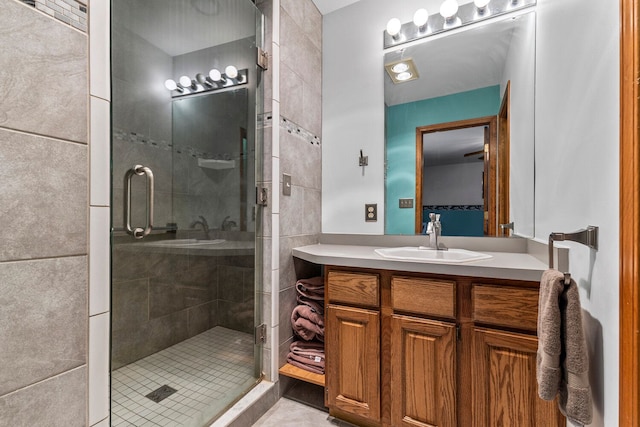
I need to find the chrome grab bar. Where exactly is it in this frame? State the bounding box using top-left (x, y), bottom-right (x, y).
top-left (124, 165), bottom-right (154, 239)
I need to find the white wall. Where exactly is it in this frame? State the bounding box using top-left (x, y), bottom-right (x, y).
top-left (322, 0), bottom-right (444, 234)
top-left (423, 162), bottom-right (484, 205)
top-left (535, 0), bottom-right (619, 425)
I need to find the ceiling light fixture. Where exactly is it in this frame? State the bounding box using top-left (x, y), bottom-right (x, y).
top-left (384, 58), bottom-right (419, 84)
top-left (391, 62), bottom-right (409, 73)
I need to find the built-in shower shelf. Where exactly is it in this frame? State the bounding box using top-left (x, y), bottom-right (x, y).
top-left (278, 364), bottom-right (325, 387)
top-left (197, 158), bottom-right (236, 170)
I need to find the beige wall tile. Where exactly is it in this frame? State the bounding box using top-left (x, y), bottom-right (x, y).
top-left (0, 257), bottom-right (87, 396)
top-left (0, 367), bottom-right (87, 427)
top-left (0, 0), bottom-right (87, 143)
top-left (0, 129), bottom-right (87, 261)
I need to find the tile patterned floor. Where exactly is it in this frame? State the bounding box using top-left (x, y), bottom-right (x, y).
top-left (112, 327), bottom-right (258, 427)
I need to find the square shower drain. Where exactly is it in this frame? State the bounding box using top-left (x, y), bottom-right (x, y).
top-left (145, 385), bottom-right (178, 403)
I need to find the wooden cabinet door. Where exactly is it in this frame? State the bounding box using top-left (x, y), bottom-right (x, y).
top-left (472, 328), bottom-right (565, 427)
top-left (326, 305), bottom-right (381, 422)
top-left (390, 315), bottom-right (456, 427)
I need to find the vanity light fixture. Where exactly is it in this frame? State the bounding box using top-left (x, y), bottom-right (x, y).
top-left (383, 0), bottom-right (535, 49)
top-left (385, 58), bottom-right (419, 84)
top-left (164, 65), bottom-right (248, 97)
top-left (474, 0), bottom-right (491, 12)
top-left (440, 0), bottom-right (459, 20)
top-left (209, 68), bottom-right (226, 84)
top-left (179, 75), bottom-right (197, 90)
top-left (386, 18), bottom-right (402, 40)
top-left (164, 79), bottom-right (184, 93)
top-left (195, 73), bottom-right (213, 88)
top-left (413, 8), bottom-right (429, 32)
top-left (225, 65), bottom-right (239, 80)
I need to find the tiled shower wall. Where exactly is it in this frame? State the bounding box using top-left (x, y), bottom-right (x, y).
top-left (277, 0), bottom-right (323, 370)
top-left (0, 0), bottom-right (88, 425)
top-left (257, 0), bottom-right (323, 377)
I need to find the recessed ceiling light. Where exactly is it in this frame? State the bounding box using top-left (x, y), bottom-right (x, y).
top-left (384, 58), bottom-right (420, 84)
top-left (391, 62), bottom-right (409, 73)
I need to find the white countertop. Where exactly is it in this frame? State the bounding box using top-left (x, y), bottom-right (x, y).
top-left (292, 243), bottom-right (549, 282)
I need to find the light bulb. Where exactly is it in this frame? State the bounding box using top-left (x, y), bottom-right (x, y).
top-left (164, 79), bottom-right (177, 91)
top-left (179, 75), bottom-right (192, 87)
top-left (225, 65), bottom-right (238, 79)
top-left (386, 18), bottom-right (401, 37)
top-left (209, 69), bottom-right (223, 82)
top-left (413, 9), bottom-right (429, 28)
top-left (196, 73), bottom-right (212, 87)
top-left (440, 0), bottom-right (459, 19)
top-left (396, 72), bottom-right (413, 81)
top-left (474, 0), bottom-right (490, 8)
top-left (391, 62), bottom-right (409, 73)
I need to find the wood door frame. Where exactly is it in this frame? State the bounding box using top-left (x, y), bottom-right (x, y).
top-left (415, 116), bottom-right (498, 235)
top-left (498, 82), bottom-right (511, 234)
top-left (620, 0), bottom-right (640, 424)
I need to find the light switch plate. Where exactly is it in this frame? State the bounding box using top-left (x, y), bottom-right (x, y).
top-left (365, 204), bottom-right (377, 222)
top-left (399, 198), bottom-right (414, 208)
top-left (283, 173), bottom-right (291, 196)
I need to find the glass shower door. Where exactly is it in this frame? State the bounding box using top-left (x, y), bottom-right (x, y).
top-left (110, 0), bottom-right (263, 425)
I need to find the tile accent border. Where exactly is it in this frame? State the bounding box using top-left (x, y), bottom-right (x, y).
top-left (259, 114), bottom-right (321, 147)
top-left (423, 205), bottom-right (484, 211)
top-left (113, 127), bottom-right (240, 161)
top-left (20, 0), bottom-right (88, 32)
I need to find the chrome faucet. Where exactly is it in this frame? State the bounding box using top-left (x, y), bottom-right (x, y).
top-left (426, 213), bottom-right (447, 250)
top-left (221, 216), bottom-right (237, 231)
top-left (190, 215), bottom-right (210, 239)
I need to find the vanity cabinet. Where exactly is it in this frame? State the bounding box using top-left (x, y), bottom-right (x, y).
top-left (326, 305), bottom-right (380, 422)
top-left (390, 315), bottom-right (456, 427)
top-left (324, 266), bottom-right (565, 427)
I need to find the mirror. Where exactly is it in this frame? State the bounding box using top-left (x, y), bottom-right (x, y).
top-left (171, 88), bottom-right (253, 232)
top-left (384, 11), bottom-right (535, 237)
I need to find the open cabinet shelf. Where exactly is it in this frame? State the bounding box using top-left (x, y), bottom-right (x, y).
top-left (278, 364), bottom-right (325, 387)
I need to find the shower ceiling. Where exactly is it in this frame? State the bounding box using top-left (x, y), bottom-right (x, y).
top-left (117, 0), bottom-right (256, 56)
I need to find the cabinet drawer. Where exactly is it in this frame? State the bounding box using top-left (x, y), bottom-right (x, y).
top-left (327, 271), bottom-right (379, 307)
top-left (472, 284), bottom-right (539, 331)
top-left (392, 276), bottom-right (456, 319)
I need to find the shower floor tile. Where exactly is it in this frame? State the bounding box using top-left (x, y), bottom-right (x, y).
top-left (112, 327), bottom-right (258, 427)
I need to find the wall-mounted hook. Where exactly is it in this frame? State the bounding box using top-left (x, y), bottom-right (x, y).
top-left (359, 149), bottom-right (368, 167)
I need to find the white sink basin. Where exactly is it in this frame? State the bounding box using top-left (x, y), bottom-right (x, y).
top-left (374, 246), bottom-right (492, 263)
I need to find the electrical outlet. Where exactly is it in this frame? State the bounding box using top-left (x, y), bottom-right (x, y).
top-left (365, 204), bottom-right (377, 222)
top-left (399, 198), bottom-right (414, 208)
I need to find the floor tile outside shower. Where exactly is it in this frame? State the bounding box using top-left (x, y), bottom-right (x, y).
top-left (112, 327), bottom-right (256, 427)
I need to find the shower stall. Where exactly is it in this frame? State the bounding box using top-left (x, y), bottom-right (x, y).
top-left (109, 0), bottom-right (264, 425)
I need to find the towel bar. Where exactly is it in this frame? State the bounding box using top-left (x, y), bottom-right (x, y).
top-left (548, 226), bottom-right (599, 284)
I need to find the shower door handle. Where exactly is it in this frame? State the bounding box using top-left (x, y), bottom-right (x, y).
top-left (124, 164), bottom-right (154, 239)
